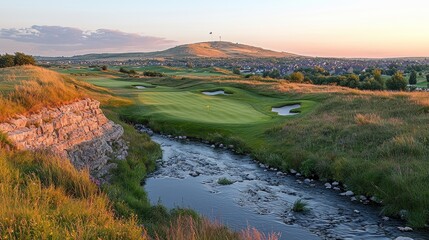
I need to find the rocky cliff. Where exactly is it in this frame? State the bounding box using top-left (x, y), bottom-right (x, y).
top-left (0, 98), bottom-right (127, 179)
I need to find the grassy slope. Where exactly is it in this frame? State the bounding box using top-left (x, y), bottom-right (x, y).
top-left (72, 66), bottom-right (429, 228)
top-left (0, 66), bottom-right (146, 239)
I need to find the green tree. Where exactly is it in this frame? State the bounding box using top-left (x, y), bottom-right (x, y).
top-left (268, 69), bottom-right (281, 79)
top-left (290, 72), bottom-right (305, 82)
top-left (101, 65), bottom-right (107, 71)
top-left (426, 73), bottom-right (429, 82)
top-left (232, 68), bottom-right (241, 75)
top-left (409, 71), bottom-right (417, 85)
top-left (386, 71), bottom-right (407, 91)
top-left (14, 52), bottom-right (35, 66)
top-left (346, 74), bottom-right (360, 88)
top-left (0, 54), bottom-right (15, 68)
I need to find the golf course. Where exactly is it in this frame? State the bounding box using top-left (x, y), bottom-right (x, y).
top-left (56, 65), bottom-right (429, 229)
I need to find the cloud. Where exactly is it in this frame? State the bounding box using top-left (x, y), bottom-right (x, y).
top-left (0, 25), bottom-right (176, 56)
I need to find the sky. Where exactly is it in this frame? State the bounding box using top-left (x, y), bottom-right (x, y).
top-left (1, 0), bottom-right (429, 58)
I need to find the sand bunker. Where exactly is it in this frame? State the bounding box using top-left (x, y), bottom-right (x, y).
top-left (202, 90), bottom-right (229, 96)
top-left (272, 104), bottom-right (301, 116)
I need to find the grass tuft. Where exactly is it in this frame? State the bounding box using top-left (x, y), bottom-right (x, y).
top-left (292, 199), bottom-right (308, 212)
top-left (218, 177), bottom-right (234, 185)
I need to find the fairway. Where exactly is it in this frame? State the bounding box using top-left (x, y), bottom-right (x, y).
top-left (137, 91), bottom-right (271, 124)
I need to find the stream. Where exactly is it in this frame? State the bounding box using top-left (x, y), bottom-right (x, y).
top-left (145, 134), bottom-right (428, 240)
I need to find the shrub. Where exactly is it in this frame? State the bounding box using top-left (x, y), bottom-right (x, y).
top-left (143, 71), bottom-right (164, 77)
top-left (386, 71), bottom-right (407, 91)
top-left (409, 71), bottom-right (417, 85)
top-left (290, 72), bottom-right (305, 83)
top-left (218, 177), bottom-right (234, 185)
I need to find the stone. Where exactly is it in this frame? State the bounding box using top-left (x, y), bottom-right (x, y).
top-left (290, 169), bottom-right (297, 174)
top-left (333, 187), bottom-right (341, 191)
top-left (394, 237), bottom-right (414, 240)
top-left (397, 227), bottom-right (413, 232)
top-left (353, 210), bottom-right (360, 214)
top-left (304, 178), bottom-right (311, 184)
top-left (1, 98), bottom-right (127, 182)
top-left (340, 191), bottom-right (354, 196)
top-left (332, 181), bottom-right (339, 186)
top-left (324, 183), bottom-right (332, 189)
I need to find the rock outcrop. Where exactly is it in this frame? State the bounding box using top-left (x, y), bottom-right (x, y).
top-left (0, 98), bottom-right (127, 179)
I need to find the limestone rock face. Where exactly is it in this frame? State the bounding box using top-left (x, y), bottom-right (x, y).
top-left (0, 98), bottom-right (127, 179)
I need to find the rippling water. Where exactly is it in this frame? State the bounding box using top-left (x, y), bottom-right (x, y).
top-left (145, 135), bottom-right (428, 240)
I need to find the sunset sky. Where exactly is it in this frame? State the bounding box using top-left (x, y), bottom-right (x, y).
top-left (1, 0), bottom-right (428, 58)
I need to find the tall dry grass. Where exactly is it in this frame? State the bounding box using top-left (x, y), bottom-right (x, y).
top-left (0, 148), bottom-right (147, 239)
top-left (0, 66), bottom-right (131, 122)
top-left (157, 215), bottom-right (279, 240)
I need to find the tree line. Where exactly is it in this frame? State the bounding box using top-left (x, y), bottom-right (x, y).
top-left (260, 66), bottom-right (429, 91)
top-left (0, 52), bottom-right (36, 68)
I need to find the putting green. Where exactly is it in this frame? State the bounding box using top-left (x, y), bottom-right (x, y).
top-left (137, 91), bottom-right (271, 124)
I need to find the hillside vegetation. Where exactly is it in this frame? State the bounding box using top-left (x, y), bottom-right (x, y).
top-left (0, 66), bottom-right (129, 121)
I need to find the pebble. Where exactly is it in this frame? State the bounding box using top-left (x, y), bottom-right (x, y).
top-left (397, 226), bottom-right (413, 232)
top-left (332, 181), bottom-right (339, 186)
top-left (354, 210), bottom-right (360, 214)
top-left (211, 145), bottom-right (215, 148)
top-left (295, 173), bottom-right (301, 177)
top-left (333, 187), bottom-right (341, 191)
top-left (340, 191), bottom-right (354, 196)
top-left (394, 237), bottom-right (414, 240)
top-left (382, 216), bottom-right (389, 221)
top-left (304, 178), bottom-right (311, 184)
top-left (324, 183), bottom-right (332, 189)
top-left (219, 144), bottom-right (224, 148)
top-left (350, 197), bottom-right (357, 201)
top-left (290, 169), bottom-right (297, 174)
top-left (359, 195), bottom-right (367, 201)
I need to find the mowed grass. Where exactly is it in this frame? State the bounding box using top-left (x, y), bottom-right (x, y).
top-left (138, 91), bottom-right (271, 124)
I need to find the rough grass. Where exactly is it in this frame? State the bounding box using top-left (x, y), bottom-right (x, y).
top-left (0, 66), bottom-right (130, 121)
top-left (0, 148), bottom-right (146, 239)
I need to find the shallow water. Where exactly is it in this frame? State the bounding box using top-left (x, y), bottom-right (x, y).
top-left (202, 90), bottom-right (228, 95)
top-left (272, 104), bottom-right (301, 116)
top-left (145, 135), bottom-right (428, 240)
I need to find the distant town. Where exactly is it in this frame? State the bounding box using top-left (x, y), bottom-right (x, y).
top-left (38, 56), bottom-right (429, 77)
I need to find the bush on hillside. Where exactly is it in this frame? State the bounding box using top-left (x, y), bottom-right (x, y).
top-left (0, 53), bottom-right (35, 68)
top-left (386, 71), bottom-right (407, 91)
top-left (143, 71), bottom-right (165, 77)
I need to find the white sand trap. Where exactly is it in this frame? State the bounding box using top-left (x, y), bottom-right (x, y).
top-left (272, 104), bottom-right (301, 116)
top-left (202, 90), bottom-right (228, 96)
top-left (135, 86), bottom-right (146, 89)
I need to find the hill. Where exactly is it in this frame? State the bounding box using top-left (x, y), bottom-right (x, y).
top-left (37, 41), bottom-right (298, 61)
top-left (146, 41), bottom-right (298, 58)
